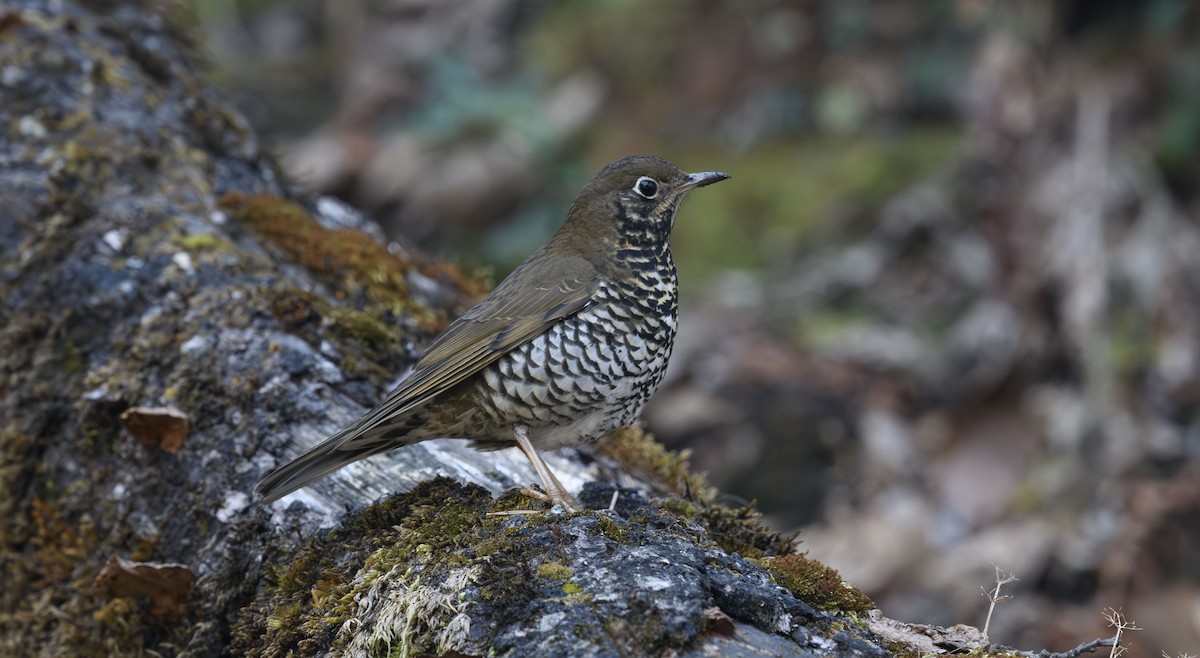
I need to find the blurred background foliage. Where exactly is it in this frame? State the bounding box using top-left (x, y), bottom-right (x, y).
top-left (193, 0), bottom-right (1200, 653)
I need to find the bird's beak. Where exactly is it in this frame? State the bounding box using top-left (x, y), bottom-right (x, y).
top-left (680, 170), bottom-right (730, 191)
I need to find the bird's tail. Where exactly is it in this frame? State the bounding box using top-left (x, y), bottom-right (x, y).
top-left (254, 420), bottom-right (396, 504)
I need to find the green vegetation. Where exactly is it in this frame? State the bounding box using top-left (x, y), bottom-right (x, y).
top-left (754, 554), bottom-right (874, 616)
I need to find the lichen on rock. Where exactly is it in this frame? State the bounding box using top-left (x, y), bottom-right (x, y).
top-left (234, 478), bottom-right (887, 658)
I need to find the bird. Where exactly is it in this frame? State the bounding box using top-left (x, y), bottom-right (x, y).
top-left (255, 155), bottom-right (729, 510)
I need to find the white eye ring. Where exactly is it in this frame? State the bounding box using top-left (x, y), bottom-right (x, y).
top-left (633, 176), bottom-right (659, 199)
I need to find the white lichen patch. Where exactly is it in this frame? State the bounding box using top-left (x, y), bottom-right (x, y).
top-left (339, 564), bottom-right (477, 658)
top-left (216, 491), bottom-right (250, 523)
top-left (102, 228), bottom-right (127, 252)
top-left (774, 611), bottom-right (792, 634)
top-left (18, 115), bottom-right (47, 139)
top-left (637, 575), bottom-right (673, 591)
top-left (171, 252), bottom-right (195, 274)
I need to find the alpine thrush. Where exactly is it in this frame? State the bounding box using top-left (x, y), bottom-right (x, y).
top-left (255, 155), bottom-right (729, 509)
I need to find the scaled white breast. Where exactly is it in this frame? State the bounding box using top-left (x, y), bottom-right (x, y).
top-left (473, 276), bottom-right (678, 449)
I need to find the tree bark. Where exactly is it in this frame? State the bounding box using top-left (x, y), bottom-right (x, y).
top-left (0, 2), bottom-right (899, 656)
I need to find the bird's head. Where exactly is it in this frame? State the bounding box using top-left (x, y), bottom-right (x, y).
top-left (561, 155), bottom-right (729, 255)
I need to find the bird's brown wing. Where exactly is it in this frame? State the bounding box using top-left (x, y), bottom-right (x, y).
top-left (353, 251), bottom-right (602, 432)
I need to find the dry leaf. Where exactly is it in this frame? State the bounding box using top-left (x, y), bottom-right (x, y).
top-left (119, 406), bottom-right (189, 453)
top-left (93, 555), bottom-right (195, 620)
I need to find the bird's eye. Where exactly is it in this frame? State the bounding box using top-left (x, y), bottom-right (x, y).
top-left (633, 176), bottom-right (659, 199)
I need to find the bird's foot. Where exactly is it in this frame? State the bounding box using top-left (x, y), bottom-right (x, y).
top-left (485, 486), bottom-right (581, 516)
top-left (534, 485), bottom-right (582, 513)
top-left (525, 482), bottom-right (580, 513)
top-left (523, 485), bottom-right (583, 513)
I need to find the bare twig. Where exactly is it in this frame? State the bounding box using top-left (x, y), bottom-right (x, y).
top-left (988, 608), bottom-right (1142, 658)
top-left (990, 637), bottom-right (1115, 658)
top-left (1102, 608), bottom-right (1141, 658)
top-left (981, 564), bottom-right (1018, 641)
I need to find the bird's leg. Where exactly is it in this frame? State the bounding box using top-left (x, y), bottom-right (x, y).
top-left (514, 425), bottom-right (581, 512)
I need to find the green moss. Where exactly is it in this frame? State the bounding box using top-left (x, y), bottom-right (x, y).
top-left (62, 339), bottom-right (84, 374)
top-left (175, 232), bottom-right (222, 251)
top-left (754, 554), bottom-right (874, 616)
top-left (594, 515), bottom-right (629, 544)
top-left (219, 192), bottom-right (487, 318)
top-left (535, 561), bottom-right (573, 582)
top-left (698, 501), bottom-right (796, 559)
top-left (660, 496), bottom-right (699, 519)
top-left (264, 602), bottom-right (303, 632)
top-left (220, 192), bottom-right (406, 304)
top-left (269, 288), bottom-right (325, 330)
top-left (327, 307), bottom-right (403, 353)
